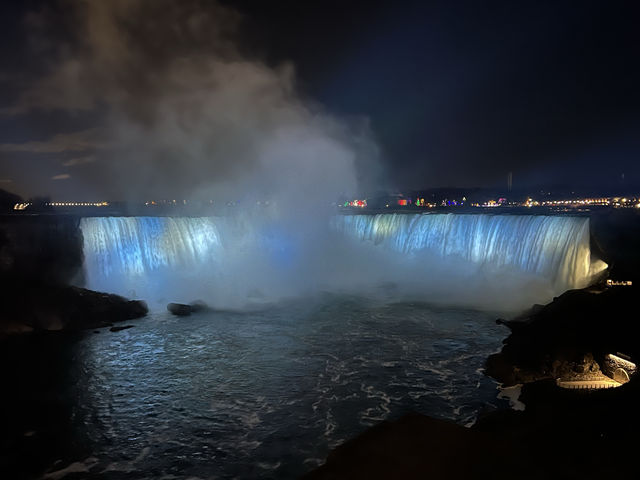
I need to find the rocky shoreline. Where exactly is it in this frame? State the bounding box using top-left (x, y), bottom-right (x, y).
top-left (1, 214), bottom-right (148, 337)
top-left (0, 283), bottom-right (148, 336)
top-left (306, 283), bottom-right (640, 479)
top-left (486, 285), bottom-right (639, 386)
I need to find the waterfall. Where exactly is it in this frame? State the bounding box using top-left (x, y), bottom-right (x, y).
top-left (79, 213), bottom-right (606, 311)
top-left (80, 217), bottom-right (224, 303)
top-left (80, 215), bottom-right (305, 307)
top-left (332, 213), bottom-right (604, 291)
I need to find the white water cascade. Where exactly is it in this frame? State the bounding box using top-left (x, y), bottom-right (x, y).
top-left (332, 213), bottom-right (606, 291)
top-left (81, 217), bottom-right (224, 304)
top-left (80, 213), bottom-right (606, 311)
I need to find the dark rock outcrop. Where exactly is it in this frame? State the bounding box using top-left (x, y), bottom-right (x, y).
top-left (304, 413), bottom-right (500, 480)
top-left (1, 284), bottom-right (147, 335)
top-left (0, 215), bottom-right (84, 286)
top-left (485, 285), bottom-right (640, 386)
top-left (0, 214), bottom-right (148, 335)
top-left (167, 303), bottom-right (192, 316)
top-left (590, 209), bottom-right (640, 286)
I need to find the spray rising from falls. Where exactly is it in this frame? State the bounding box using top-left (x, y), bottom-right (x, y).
top-left (80, 214), bottom-right (607, 311)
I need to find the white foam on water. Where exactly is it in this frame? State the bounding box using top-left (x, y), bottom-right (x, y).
top-left (497, 384), bottom-right (526, 411)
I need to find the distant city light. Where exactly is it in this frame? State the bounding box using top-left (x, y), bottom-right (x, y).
top-left (46, 201), bottom-right (109, 207)
top-left (10, 193), bottom-right (640, 212)
top-left (13, 201), bottom-right (110, 210)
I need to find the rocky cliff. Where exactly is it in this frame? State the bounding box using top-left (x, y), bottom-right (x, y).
top-left (0, 215), bottom-right (147, 335)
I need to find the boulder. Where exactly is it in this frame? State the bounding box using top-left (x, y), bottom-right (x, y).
top-left (167, 301), bottom-right (213, 315)
top-left (485, 287), bottom-right (640, 386)
top-left (0, 283), bottom-right (148, 335)
top-left (167, 303), bottom-right (192, 316)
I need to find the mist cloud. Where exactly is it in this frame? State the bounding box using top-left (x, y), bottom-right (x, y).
top-left (6, 0), bottom-right (379, 204)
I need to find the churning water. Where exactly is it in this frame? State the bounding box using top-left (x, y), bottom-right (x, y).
top-left (4, 296), bottom-right (507, 479)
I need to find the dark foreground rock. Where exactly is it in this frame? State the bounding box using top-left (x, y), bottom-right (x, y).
top-left (305, 413), bottom-right (502, 480)
top-left (1, 284), bottom-right (147, 335)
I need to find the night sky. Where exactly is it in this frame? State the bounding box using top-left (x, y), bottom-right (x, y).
top-left (0, 0), bottom-right (639, 200)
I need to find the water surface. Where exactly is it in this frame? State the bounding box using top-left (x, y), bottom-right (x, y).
top-left (2, 296), bottom-right (509, 479)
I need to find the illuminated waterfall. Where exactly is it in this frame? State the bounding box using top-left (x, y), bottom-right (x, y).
top-left (332, 213), bottom-right (605, 291)
top-left (81, 217), bottom-right (224, 302)
top-left (81, 215), bottom-right (303, 307)
top-left (80, 214), bottom-right (606, 310)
